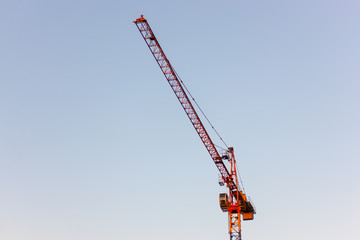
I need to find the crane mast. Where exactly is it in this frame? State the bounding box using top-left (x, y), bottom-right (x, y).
top-left (134, 15), bottom-right (255, 240)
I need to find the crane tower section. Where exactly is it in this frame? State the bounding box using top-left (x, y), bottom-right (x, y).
top-left (134, 15), bottom-right (255, 240)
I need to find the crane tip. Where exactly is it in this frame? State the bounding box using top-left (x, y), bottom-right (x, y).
top-left (134, 15), bottom-right (147, 23)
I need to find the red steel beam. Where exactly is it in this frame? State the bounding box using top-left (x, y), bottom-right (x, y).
top-left (134, 15), bottom-right (238, 192)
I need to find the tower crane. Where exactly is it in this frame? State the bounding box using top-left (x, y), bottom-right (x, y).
top-left (134, 15), bottom-right (256, 240)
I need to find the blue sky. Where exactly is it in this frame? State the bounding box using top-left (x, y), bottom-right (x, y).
top-left (1, 1), bottom-right (359, 239)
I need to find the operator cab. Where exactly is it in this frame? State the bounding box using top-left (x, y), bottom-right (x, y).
top-left (219, 193), bottom-right (229, 212)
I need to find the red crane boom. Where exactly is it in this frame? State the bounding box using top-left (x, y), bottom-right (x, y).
top-left (134, 15), bottom-right (255, 240)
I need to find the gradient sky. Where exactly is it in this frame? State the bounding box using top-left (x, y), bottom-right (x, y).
top-left (1, 1), bottom-right (359, 240)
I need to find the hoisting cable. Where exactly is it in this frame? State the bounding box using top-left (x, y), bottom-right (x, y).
top-left (236, 163), bottom-right (246, 194)
top-left (172, 67), bottom-right (229, 150)
top-left (214, 144), bottom-right (229, 152)
top-left (173, 67), bottom-right (247, 194)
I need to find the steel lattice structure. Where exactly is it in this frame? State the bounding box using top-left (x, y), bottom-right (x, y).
top-left (134, 15), bottom-right (255, 240)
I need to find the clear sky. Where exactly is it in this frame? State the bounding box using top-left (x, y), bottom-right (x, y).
top-left (1, 1), bottom-right (359, 240)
